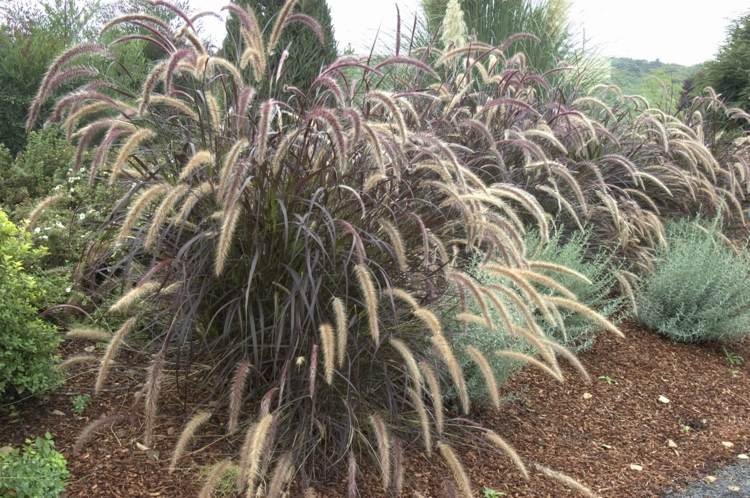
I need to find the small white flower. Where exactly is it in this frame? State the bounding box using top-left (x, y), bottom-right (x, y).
top-left (65, 287), bottom-right (72, 293)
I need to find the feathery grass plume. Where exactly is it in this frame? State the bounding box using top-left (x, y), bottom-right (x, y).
top-left (237, 422), bottom-right (257, 489)
top-left (267, 452), bottom-right (293, 498)
top-left (413, 307), bottom-right (444, 337)
top-left (466, 346), bottom-right (500, 408)
top-left (369, 414), bottom-right (391, 491)
top-left (59, 354), bottom-right (98, 370)
top-left (215, 205), bottom-right (242, 276)
top-left (198, 460), bottom-right (234, 498)
top-left (347, 451), bottom-right (358, 498)
top-left (483, 264), bottom-right (556, 327)
top-left (169, 411), bottom-right (212, 472)
top-left (331, 297), bottom-right (348, 367)
top-left (117, 184), bottom-right (170, 243)
top-left (545, 341), bottom-right (591, 383)
top-left (148, 95), bottom-right (199, 120)
top-left (389, 338), bottom-right (423, 388)
top-left (354, 264), bottom-right (380, 345)
top-left (544, 296), bottom-right (624, 338)
top-left (74, 413), bottom-right (123, 454)
top-left (319, 323), bottom-right (335, 384)
top-left (431, 333), bottom-right (470, 414)
top-left (529, 260), bottom-right (592, 285)
top-left (242, 413), bottom-right (274, 497)
top-left (95, 317), bottom-right (137, 394)
top-left (255, 100), bottom-right (274, 162)
top-left (448, 271), bottom-right (493, 327)
top-left (26, 194), bottom-right (64, 232)
top-left (175, 181), bottom-right (212, 224)
top-left (66, 327), bottom-right (111, 342)
top-left (179, 150), bottom-right (214, 182)
top-left (108, 281), bottom-right (160, 314)
top-left (144, 352), bottom-right (164, 447)
top-left (485, 430), bottom-right (528, 479)
top-left (384, 287), bottom-right (420, 310)
top-left (145, 184), bottom-right (189, 250)
top-left (407, 387), bottom-right (432, 456)
top-left (519, 269), bottom-right (577, 300)
top-left (419, 361), bottom-right (444, 434)
top-left (109, 129), bottom-right (156, 185)
top-left (379, 219), bottom-right (408, 272)
top-left (267, 0), bottom-right (299, 56)
top-left (205, 93), bottom-right (222, 132)
top-left (27, 42), bottom-right (107, 131)
top-left (392, 437), bottom-right (405, 496)
top-left (437, 442), bottom-right (473, 498)
top-left (218, 139), bottom-right (249, 198)
top-left (494, 350), bottom-right (563, 382)
top-left (228, 360), bottom-right (251, 435)
top-left (534, 463), bottom-right (599, 498)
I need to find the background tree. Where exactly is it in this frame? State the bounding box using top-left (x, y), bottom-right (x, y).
top-left (691, 11), bottom-right (750, 112)
top-left (222, 0), bottom-right (337, 95)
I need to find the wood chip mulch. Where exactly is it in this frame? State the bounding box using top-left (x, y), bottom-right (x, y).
top-left (2, 323), bottom-right (750, 497)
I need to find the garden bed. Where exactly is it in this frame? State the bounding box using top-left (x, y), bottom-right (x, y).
top-left (2, 323), bottom-right (749, 497)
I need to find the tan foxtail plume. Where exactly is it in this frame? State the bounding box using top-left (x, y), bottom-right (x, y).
top-left (26, 194), bottom-right (64, 232)
top-left (419, 361), bottom-right (444, 434)
top-left (319, 323), bottom-right (335, 384)
top-left (332, 297), bottom-right (348, 367)
top-left (108, 281), bottom-right (160, 314)
top-left (66, 327), bottom-right (111, 342)
top-left (437, 442), bottom-right (473, 498)
top-left (485, 430), bottom-right (528, 479)
top-left (95, 317), bottom-right (137, 394)
top-left (354, 264), bottom-right (380, 345)
top-left (369, 414), bottom-right (391, 491)
top-left (169, 411), bottom-right (212, 472)
top-left (466, 346), bottom-right (500, 408)
top-left (228, 360), bottom-right (251, 434)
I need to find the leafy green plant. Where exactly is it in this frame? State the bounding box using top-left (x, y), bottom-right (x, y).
top-left (483, 487), bottom-right (506, 497)
top-left (597, 375), bottom-right (617, 385)
top-left (0, 433), bottom-right (69, 498)
top-left (71, 394), bottom-right (91, 414)
top-left (636, 220), bottom-right (750, 343)
top-left (0, 126), bottom-right (74, 209)
top-left (0, 209), bottom-right (62, 398)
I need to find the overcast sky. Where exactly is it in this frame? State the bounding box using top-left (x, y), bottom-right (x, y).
top-left (165, 0), bottom-right (748, 65)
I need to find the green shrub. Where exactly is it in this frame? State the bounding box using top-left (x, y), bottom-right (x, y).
top-left (0, 209), bottom-right (62, 397)
top-left (0, 126), bottom-right (73, 210)
top-left (0, 433), bottom-right (69, 498)
top-left (526, 229), bottom-right (624, 352)
top-left (636, 219), bottom-right (750, 343)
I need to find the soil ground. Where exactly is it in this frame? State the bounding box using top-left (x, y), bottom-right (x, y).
top-left (2, 323), bottom-right (749, 497)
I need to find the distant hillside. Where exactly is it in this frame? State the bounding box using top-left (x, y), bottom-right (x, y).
top-left (607, 57), bottom-right (700, 112)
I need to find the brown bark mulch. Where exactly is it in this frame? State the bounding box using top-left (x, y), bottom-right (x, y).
top-left (2, 323), bottom-right (749, 497)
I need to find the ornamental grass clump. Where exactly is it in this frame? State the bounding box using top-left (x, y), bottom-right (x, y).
top-left (33, 1), bottom-right (622, 494)
top-left (636, 219), bottom-right (750, 343)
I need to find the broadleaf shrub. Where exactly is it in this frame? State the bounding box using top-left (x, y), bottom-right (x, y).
top-left (636, 219), bottom-right (750, 343)
top-left (0, 209), bottom-right (62, 398)
top-left (0, 433), bottom-right (69, 498)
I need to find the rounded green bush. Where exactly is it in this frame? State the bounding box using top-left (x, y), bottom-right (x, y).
top-left (0, 433), bottom-right (69, 498)
top-left (0, 209), bottom-right (61, 397)
top-left (636, 220), bottom-right (750, 343)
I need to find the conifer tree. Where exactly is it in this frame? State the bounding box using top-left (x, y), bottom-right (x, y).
top-left (222, 0), bottom-right (337, 94)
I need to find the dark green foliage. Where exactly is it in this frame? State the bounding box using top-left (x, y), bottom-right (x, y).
top-left (222, 0), bottom-right (337, 93)
top-left (0, 433), bottom-right (69, 498)
top-left (636, 220), bottom-right (750, 343)
top-left (692, 12), bottom-right (750, 112)
top-left (526, 229), bottom-right (624, 352)
top-left (0, 0), bottom-right (100, 154)
top-left (0, 126), bottom-right (74, 209)
top-left (608, 57), bottom-right (698, 112)
top-left (0, 209), bottom-right (62, 398)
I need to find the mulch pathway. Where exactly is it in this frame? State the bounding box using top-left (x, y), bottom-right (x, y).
top-left (2, 323), bottom-right (750, 497)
